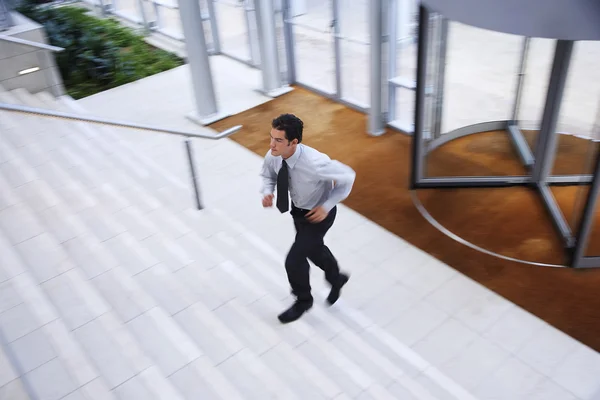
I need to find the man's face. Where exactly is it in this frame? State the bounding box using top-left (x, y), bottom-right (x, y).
top-left (270, 128), bottom-right (296, 158)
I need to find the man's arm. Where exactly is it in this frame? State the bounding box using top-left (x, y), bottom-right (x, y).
top-left (259, 153), bottom-right (276, 196)
top-left (315, 157), bottom-right (356, 213)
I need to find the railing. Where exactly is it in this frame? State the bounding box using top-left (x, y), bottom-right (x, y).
top-left (0, 102), bottom-right (242, 210)
top-left (0, 34), bottom-right (65, 51)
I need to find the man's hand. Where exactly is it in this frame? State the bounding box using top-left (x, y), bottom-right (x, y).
top-left (262, 194), bottom-right (274, 208)
top-left (306, 206), bottom-right (328, 223)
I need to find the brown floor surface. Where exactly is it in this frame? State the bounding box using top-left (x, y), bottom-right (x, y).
top-left (209, 86), bottom-right (600, 352)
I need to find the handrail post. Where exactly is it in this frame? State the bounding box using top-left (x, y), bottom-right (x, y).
top-left (185, 139), bottom-right (203, 210)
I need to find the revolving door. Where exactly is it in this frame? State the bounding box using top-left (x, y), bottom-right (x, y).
top-left (410, 2), bottom-right (600, 268)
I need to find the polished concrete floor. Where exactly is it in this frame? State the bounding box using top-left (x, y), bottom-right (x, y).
top-left (210, 86), bottom-right (600, 353)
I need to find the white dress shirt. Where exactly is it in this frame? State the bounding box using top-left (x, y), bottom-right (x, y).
top-left (260, 144), bottom-right (356, 213)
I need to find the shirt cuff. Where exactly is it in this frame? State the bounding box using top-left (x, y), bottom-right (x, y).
top-left (322, 199), bottom-right (337, 213)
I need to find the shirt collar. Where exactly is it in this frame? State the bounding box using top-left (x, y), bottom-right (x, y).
top-left (283, 144), bottom-right (302, 169)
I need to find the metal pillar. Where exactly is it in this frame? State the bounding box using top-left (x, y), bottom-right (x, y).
top-left (411, 5), bottom-right (429, 188)
top-left (432, 17), bottom-right (448, 139)
top-left (179, 0), bottom-right (228, 125)
top-left (255, 0), bottom-right (291, 97)
top-left (185, 139), bottom-right (203, 210)
top-left (282, 0), bottom-right (296, 83)
top-left (332, 0), bottom-right (342, 98)
top-left (206, 0), bottom-right (221, 54)
top-left (381, 0), bottom-right (390, 119)
top-left (245, 0), bottom-right (261, 67)
top-left (532, 40), bottom-right (574, 183)
top-left (386, 0), bottom-right (398, 123)
top-left (368, 0), bottom-right (385, 136)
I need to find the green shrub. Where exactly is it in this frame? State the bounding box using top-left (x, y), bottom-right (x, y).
top-left (17, 5), bottom-right (184, 99)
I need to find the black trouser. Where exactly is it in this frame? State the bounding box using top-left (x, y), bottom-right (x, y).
top-left (285, 204), bottom-right (341, 304)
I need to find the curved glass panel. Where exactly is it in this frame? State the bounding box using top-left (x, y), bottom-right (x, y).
top-left (441, 22), bottom-right (522, 133)
top-left (422, 20), bottom-right (530, 178)
top-left (551, 42), bottom-right (600, 176)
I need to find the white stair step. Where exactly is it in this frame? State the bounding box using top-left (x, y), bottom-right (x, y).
top-left (0, 378), bottom-right (29, 400)
top-left (91, 265), bottom-right (155, 323)
top-left (9, 92), bottom-right (380, 399)
top-left (0, 173), bottom-right (190, 400)
top-left (2, 93), bottom-right (301, 399)
top-left (52, 95), bottom-right (189, 200)
top-left (0, 230), bottom-right (115, 400)
top-left (0, 118), bottom-right (233, 399)
top-left (61, 234), bottom-right (119, 279)
top-left (224, 298), bottom-right (344, 398)
top-left (59, 94), bottom-right (194, 185)
top-left (200, 208), bottom-right (452, 399)
top-left (1, 87), bottom-right (481, 399)
top-left (45, 93), bottom-right (446, 399)
top-left (210, 207), bottom-right (479, 400)
top-left (53, 95), bottom-right (201, 210)
top-left (0, 202), bottom-right (45, 246)
top-left (172, 265), bottom-right (235, 311)
top-left (193, 241), bottom-right (400, 398)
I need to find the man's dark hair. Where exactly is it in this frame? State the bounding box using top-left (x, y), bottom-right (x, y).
top-left (272, 113), bottom-right (303, 143)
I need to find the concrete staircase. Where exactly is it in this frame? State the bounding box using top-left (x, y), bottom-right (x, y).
top-left (0, 80), bottom-right (540, 400)
top-left (0, 85), bottom-right (481, 400)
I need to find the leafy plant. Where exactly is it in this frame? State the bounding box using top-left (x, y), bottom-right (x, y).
top-left (16, 4), bottom-right (184, 99)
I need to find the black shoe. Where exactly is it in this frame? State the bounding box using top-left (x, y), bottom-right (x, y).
top-left (277, 301), bottom-right (313, 324)
top-left (326, 273), bottom-right (349, 306)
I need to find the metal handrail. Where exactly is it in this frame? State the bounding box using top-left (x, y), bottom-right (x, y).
top-left (0, 34), bottom-right (65, 52)
top-left (0, 101), bottom-right (242, 210)
top-left (0, 102), bottom-right (241, 139)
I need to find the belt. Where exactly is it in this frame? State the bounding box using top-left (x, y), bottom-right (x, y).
top-left (292, 204), bottom-right (336, 213)
top-left (291, 204), bottom-right (311, 213)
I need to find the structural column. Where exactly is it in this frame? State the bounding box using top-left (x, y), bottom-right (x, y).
top-left (255, 0), bottom-right (292, 97)
top-left (179, 0), bottom-right (228, 124)
top-left (368, 0), bottom-right (386, 136)
top-left (411, 5), bottom-right (429, 187)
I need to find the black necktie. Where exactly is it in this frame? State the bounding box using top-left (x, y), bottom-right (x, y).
top-left (276, 160), bottom-right (289, 213)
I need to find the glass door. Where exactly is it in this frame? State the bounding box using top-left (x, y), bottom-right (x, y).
top-left (212, 0), bottom-right (260, 66)
top-left (336, 0), bottom-right (370, 109)
top-left (284, 0), bottom-right (336, 95)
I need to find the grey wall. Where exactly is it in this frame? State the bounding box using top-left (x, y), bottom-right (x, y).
top-left (0, 12), bottom-right (64, 97)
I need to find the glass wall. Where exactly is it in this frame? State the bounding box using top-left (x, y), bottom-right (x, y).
top-left (338, 0), bottom-right (369, 107)
top-left (213, 0), bottom-right (253, 63)
top-left (282, 0), bottom-right (371, 110)
top-left (287, 0), bottom-right (336, 94)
